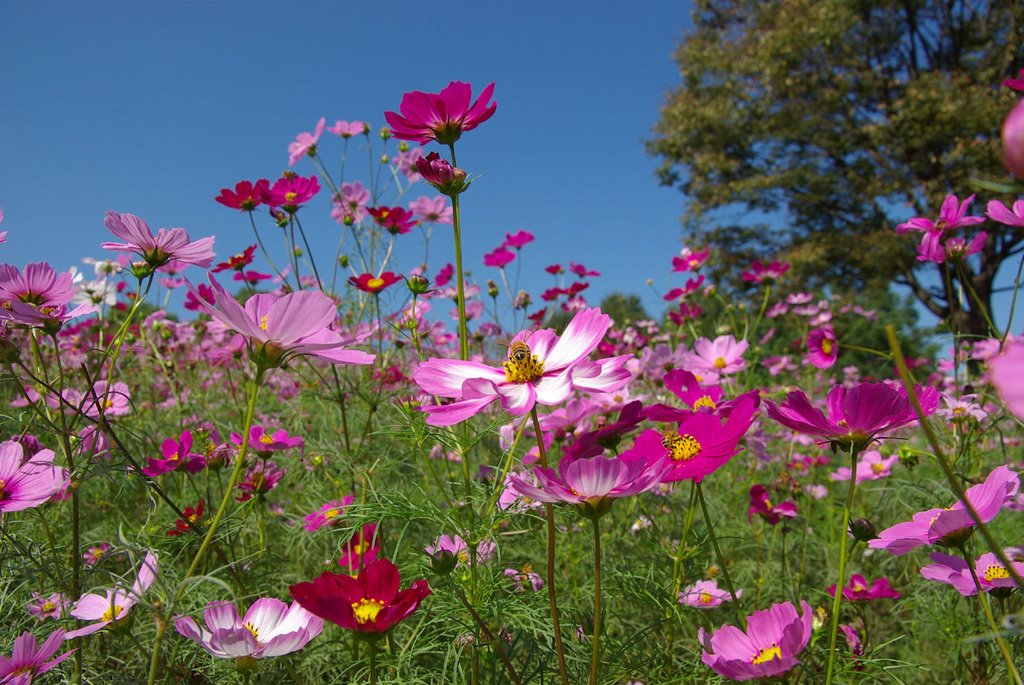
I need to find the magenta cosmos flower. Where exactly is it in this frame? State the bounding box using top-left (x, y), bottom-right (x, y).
top-left (262, 174), bottom-right (320, 214)
top-left (827, 574), bottom-right (900, 601)
top-left (765, 381), bottom-right (939, 452)
top-left (895, 194), bottom-right (985, 235)
top-left (65, 551), bottom-right (159, 638)
top-left (920, 551), bottom-right (1024, 596)
top-left (188, 277), bottom-right (375, 369)
top-left (698, 601), bottom-right (813, 681)
top-left (384, 81), bottom-right (497, 146)
top-left (0, 629), bottom-right (73, 683)
top-left (0, 262), bottom-right (96, 331)
top-left (508, 453), bottom-right (672, 518)
top-left (989, 339), bottom-right (1024, 420)
top-left (175, 598), bottom-right (324, 660)
top-left (289, 558), bottom-right (430, 634)
top-left (829, 450), bottom-right (897, 483)
top-left (0, 440), bottom-right (67, 514)
top-left (869, 464), bottom-right (1019, 555)
top-left (741, 259), bottom-right (790, 284)
top-left (806, 325), bottom-right (838, 369)
top-left (101, 211), bottom-right (215, 272)
top-left (679, 580), bottom-right (741, 609)
top-left (413, 307), bottom-right (631, 426)
top-left (303, 496), bottom-right (354, 532)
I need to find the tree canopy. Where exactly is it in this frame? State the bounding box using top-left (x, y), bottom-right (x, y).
top-left (649, 0), bottom-right (1024, 338)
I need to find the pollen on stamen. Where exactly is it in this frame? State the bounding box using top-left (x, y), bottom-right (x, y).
top-left (751, 643), bottom-right (782, 665)
top-left (693, 395), bottom-right (716, 411)
top-left (984, 564), bottom-right (1010, 582)
top-left (661, 431), bottom-right (701, 461)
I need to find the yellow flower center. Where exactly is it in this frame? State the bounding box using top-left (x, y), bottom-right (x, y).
top-left (503, 343), bottom-right (546, 384)
top-left (323, 508), bottom-right (340, 519)
top-left (244, 622), bottom-right (260, 642)
top-left (42, 601), bottom-right (56, 612)
top-left (259, 434), bottom-right (275, 445)
top-left (751, 643), bottom-right (782, 665)
top-left (984, 564), bottom-right (1010, 582)
top-left (699, 592), bottom-right (713, 605)
top-left (821, 339), bottom-right (833, 355)
top-left (0, 478), bottom-right (6, 500)
top-left (101, 605), bottom-right (124, 623)
top-left (693, 395), bottom-right (716, 411)
top-left (285, 191), bottom-right (298, 202)
top-left (871, 463), bottom-right (885, 474)
top-left (713, 356), bottom-right (727, 369)
top-left (259, 314), bottom-right (269, 331)
top-left (351, 597), bottom-right (386, 624)
top-left (661, 431), bottom-right (701, 461)
top-left (250, 473), bottom-right (266, 490)
top-left (366, 277), bottom-right (385, 290)
top-left (952, 407), bottom-right (966, 415)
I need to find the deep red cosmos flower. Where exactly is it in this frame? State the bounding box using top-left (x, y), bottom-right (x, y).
top-left (349, 272), bottom-right (401, 294)
top-left (211, 245), bottom-right (257, 273)
top-left (215, 180), bottom-right (270, 211)
top-left (368, 206), bottom-right (418, 235)
top-left (289, 558), bottom-right (430, 634)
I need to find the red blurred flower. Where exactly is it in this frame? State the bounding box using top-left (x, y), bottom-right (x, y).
top-left (216, 180), bottom-right (269, 211)
top-left (349, 272), bottom-right (401, 294)
top-left (289, 558), bottom-right (430, 634)
top-left (211, 245), bottom-right (257, 273)
top-left (384, 81), bottom-right (497, 146)
top-left (167, 500), bottom-right (205, 536)
top-left (368, 206), bottom-right (418, 235)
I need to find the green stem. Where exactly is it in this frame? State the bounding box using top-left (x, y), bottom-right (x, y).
top-left (146, 367), bottom-right (264, 685)
top-left (588, 516), bottom-right (603, 685)
top-left (447, 577), bottom-right (523, 685)
top-left (958, 545), bottom-right (1023, 685)
top-left (824, 446), bottom-right (859, 685)
top-left (1000, 253), bottom-right (1024, 349)
top-left (448, 143), bottom-right (469, 360)
top-left (695, 482), bottom-right (745, 629)
top-left (368, 639), bottom-right (378, 685)
top-left (531, 408), bottom-right (569, 685)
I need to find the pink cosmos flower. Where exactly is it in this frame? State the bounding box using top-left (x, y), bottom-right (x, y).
top-left (829, 450), bottom-right (898, 483)
top-left (413, 307), bottom-right (631, 426)
top-left (287, 117), bottom-right (325, 166)
top-left (827, 574), bottom-right (900, 601)
top-left (0, 262), bottom-right (97, 331)
top-left (235, 461), bottom-right (286, 502)
top-left (569, 262), bottom-right (600, 278)
top-left (0, 440), bottom-right (66, 514)
top-left (483, 246), bottom-right (515, 268)
top-left (101, 211), bottom-right (215, 271)
top-left (0, 629), bottom-right (73, 683)
top-left (65, 551), bottom-right (158, 638)
top-left (672, 247), bottom-right (710, 272)
top-left (337, 523), bottom-right (379, 574)
top-left (747, 485), bottom-right (797, 525)
top-left (806, 325), bottom-right (838, 369)
top-left (698, 601), bottom-right (813, 681)
top-left (393, 147), bottom-right (424, 181)
top-left (384, 81), bottom-right (497, 145)
top-left (230, 426), bottom-right (304, 457)
top-left (141, 430), bottom-right (206, 477)
top-left (987, 199), bottom-right (1024, 228)
top-left (683, 335), bottom-right (748, 376)
top-left (920, 551), bottom-right (1024, 596)
top-left (328, 120), bottom-right (367, 138)
top-left (26, 592), bottom-right (68, 621)
top-left (508, 453), bottom-right (672, 517)
top-left (916, 229), bottom-right (987, 263)
top-left (869, 464), bottom-right (1020, 555)
top-left (188, 276), bottom-right (375, 369)
top-left (989, 339), bottom-right (1024, 419)
top-left (504, 230), bottom-right (535, 249)
top-left (303, 496), bottom-right (354, 532)
top-left (408, 196), bottom-right (452, 224)
top-left (82, 543), bottom-right (111, 567)
top-left (679, 580), bottom-right (741, 609)
top-left (624, 392), bottom-right (759, 483)
top-left (504, 567), bottom-right (544, 592)
top-left (174, 598), bottom-right (324, 659)
top-left (415, 152), bottom-right (468, 196)
top-left (895, 194), bottom-right (985, 235)
top-left (1003, 98), bottom-right (1024, 178)
top-left (764, 381), bottom-right (939, 452)
top-left (937, 393), bottom-right (987, 422)
top-left (425, 534), bottom-right (496, 567)
top-left (332, 181), bottom-right (370, 224)
top-left (741, 260), bottom-right (790, 283)
top-left (215, 179), bottom-right (270, 212)
top-left (262, 174), bottom-right (320, 214)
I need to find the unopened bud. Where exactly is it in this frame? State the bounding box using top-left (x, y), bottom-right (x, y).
top-left (849, 518), bottom-right (877, 543)
top-left (398, 141), bottom-right (409, 153)
top-left (407, 275), bottom-right (431, 295)
top-left (487, 280), bottom-right (499, 298)
top-left (429, 549), bottom-right (459, 576)
top-left (338, 255), bottom-right (349, 268)
top-left (379, 127), bottom-right (391, 140)
top-left (380, 154), bottom-right (389, 164)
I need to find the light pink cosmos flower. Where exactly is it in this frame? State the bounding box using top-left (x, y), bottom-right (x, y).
top-left (235, 461), bottom-right (286, 502)
top-left (66, 551), bottom-right (158, 638)
top-left (174, 598), bottom-right (324, 659)
top-left (895, 194), bottom-right (985, 235)
top-left (101, 211), bottom-right (215, 272)
top-left (26, 592), bottom-right (68, 621)
top-left (408, 196), bottom-right (452, 224)
top-left (413, 308), bottom-right (631, 426)
top-left (303, 496), bottom-right (354, 532)
top-left (869, 464), bottom-right (1020, 555)
top-left (986, 199), bottom-right (1024, 228)
top-left (0, 262), bottom-right (97, 331)
top-left (327, 120), bottom-right (367, 138)
top-left (698, 601), bottom-right (813, 681)
top-left (384, 81), bottom-right (497, 145)
top-left (1003, 98), bottom-right (1024, 178)
top-left (425, 534), bottom-right (496, 566)
top-left (683, 335), bottom-right (748, 376)
top-left (288, 117), bottom-right (325, 166)
top-left (989, 339), bottom-right (1024, 420)
top-left (187, 277), bottom-right (375, 369)
top-left (937, 393), bottom-right (987, 422)
top-left (331, 181), bottom-right (370, 225)
top-left (0, 440), bottom-right (67, 515)
top-left (829, 450), bottom-right (898, 483)
top-left (0, 629), bottom-right (73, 683)
top-left (920, 551), bottom-right (1024, 596)
top-left (806, 325), bottom-right (837, 369)
top-left (679, 579), bottom-right (741, 609)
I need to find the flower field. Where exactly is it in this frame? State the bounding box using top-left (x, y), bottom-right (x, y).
top-left (1, 77), bottom-right (1023, 685)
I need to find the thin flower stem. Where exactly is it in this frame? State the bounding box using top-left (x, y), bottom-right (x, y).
top-left (695, 482), bottom-right (745, 629)
top-left (885, 326), bottom-right (1024, 589)
top-left (824, 446), bottom-right (859, 685)
top-left (447, 577), bottom-right (524, 685)
top-left (293, 215), bottom-right (323, 291)
top-left (955, 262), bottom-right (998, 337)
top-left (746, 284), bottom-right (771, 343)
top-left (146, 367), bottom-right (264, 685)
top-left (957, 545), bottom-right (1023, 684)
top-left (448, 143), bottom-right (469, 361)
top-left (368, 639), bottom-right (378, 685)
top-left (530, 408), bottom-right (569, 685)
top-left (588, 515), bottom-right (603, 685)
top-left (247, 211), bottom-right (288, 283)
top-left (1000, 253), bottom-right (1024, 349)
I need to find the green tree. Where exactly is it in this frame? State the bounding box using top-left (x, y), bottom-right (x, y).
top-left (648, 0), bottom-right (1024, 339)
top-left (599, 292), bottom-right (650, 327)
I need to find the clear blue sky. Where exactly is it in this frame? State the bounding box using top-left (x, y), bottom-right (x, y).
top-left (0, 1), bottom-right (694, 319)
top-left (1, 1), bottom-right (1019, 333)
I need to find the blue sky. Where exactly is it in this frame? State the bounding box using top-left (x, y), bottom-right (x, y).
top-left (1, 1), bottom-right (1018, 332)
top-left (0, 1), bottom-right (694, 319)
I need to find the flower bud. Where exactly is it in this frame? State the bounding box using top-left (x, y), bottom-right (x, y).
top-left (338, 255), bottom-right (349, 268)
top-left (398, 141), bottom-right (409, 153)
top-left (407, 275), bottom-right (431, 295)
top-left (428, 549), bottom-right (459, 576)
top-left (415, 152), bottom-right (469, 197)
top-left (487, 280), bottom-right (499, 298)
top-left (379, 127), bottom-right (391, 140)
top-left (849, 518), bottom-right (877, 543)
